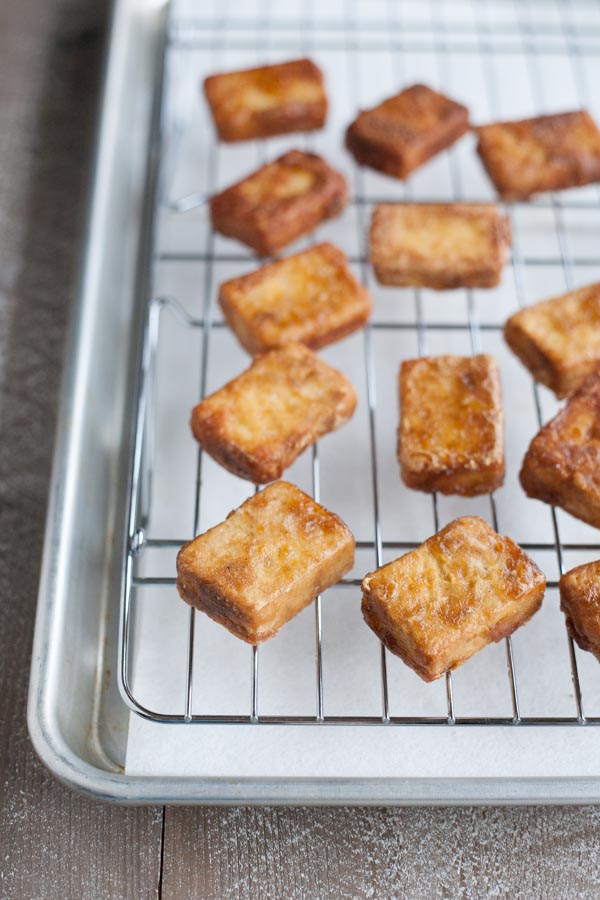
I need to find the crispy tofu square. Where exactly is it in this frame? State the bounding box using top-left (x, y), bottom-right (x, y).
top-left (210, 150), bottom-right (348, 256)
top-left (204, 58), bottom-right (327, 142)
top-left (362, 516), bottom-right (545, 682)
top-left (476, 111), bottom-right (600, 200)
top-left (190, 343), bottom-right (356, 483)
top-left (177, 481), bottom-right (355, 644)
top-left (559, 561), bottom-right (600, 663)
top-left (399, 355), bottom-right (505, 496)
top-left (504, 283), bottom-right (600, 399)
top-left (370, 203), bottom-right (510, 290)
top-left (219, 242), bottom-right (372, 354)
top-left (520, 371), bottom-right (600, 529)
top-left (346, 84), bottom-right (469, 179)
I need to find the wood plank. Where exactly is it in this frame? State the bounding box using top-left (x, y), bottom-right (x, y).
top-left (162, 805), bottom-right (600, 899)
top-left (0, 1), bottom-right (163, 897)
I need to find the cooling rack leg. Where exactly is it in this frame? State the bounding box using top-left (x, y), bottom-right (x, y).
top-left (138, 298), bottom-right (163, 530)
top-left (251, 645), bottom-right (259, 724)
top-left (184, 608), bottom-right (196, 722)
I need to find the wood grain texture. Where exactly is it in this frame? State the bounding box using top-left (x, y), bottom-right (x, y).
top-left (162, 806), bottom-right (600, 900)
top-left (0, 1), bottom-right (162, 897)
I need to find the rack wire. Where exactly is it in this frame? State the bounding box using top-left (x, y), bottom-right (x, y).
top-left (119, 0), bottom-right (600, 727)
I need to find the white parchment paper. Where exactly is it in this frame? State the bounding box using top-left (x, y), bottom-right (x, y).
top-left (126, 0), bottom-right (600, 783)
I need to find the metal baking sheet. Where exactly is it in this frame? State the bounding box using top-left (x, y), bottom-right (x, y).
top-left (28, 0), bottom-right (600, 804)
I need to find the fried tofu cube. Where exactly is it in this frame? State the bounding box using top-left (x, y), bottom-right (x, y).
top-left (369, 203), bottom-right (511, 290)
top-left (210, 150), bottom-right (348, 256)
top-left (520, 371), bottom-right (600, 529)
top-left (177, 481), bottom-right (355, 644)
top-left (476, 111), bottom-right (600, 200)
top-left (190, 343), bottom-right (356, 483)
top-left (559, 561), bottom-right (600, 663)
top-left (219, 242), bottom-right (372, 354)
top-left (345, 84), bottom-right (469, 179)
top-left (504, 283), bottom-right (600, 399)
top-left (204, 58), bottom-right (327, 142)
top-left (519, 371), bottom-right (600, 528)
top-left (361, 516), bottom-right (545, 682)
top-left (399, 355), bottom-right (505, 496)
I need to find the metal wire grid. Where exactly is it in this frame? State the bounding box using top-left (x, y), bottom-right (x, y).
top-left (119, 1), bottom-right (600, 727)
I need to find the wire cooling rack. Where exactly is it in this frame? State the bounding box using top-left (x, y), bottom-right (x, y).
top-left (119, 0), bottom-right (600, 727)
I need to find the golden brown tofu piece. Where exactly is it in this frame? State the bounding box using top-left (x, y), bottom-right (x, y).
top-left (190, 343), bottom-right (356, 483)
top-left (346, 83), bottom-right (469, 179)
top-left (361, 516), bottom-right (545, 682)
top-left (210, 150), bottom-right (348, 256)
top-left (476, 111), bottom-right (600, 200)
top-left (219, 242), bottom-right (372, 354)
top-left (177, 481), bottom-right (355, 644)
top-left (504, 283), bottom-right (600, 399)
top-left (399, 355), bottom-right (505, 496)
top-left (520, 371), bottom-right (600, 529)
top-left (204, 58), bottom-right (327, 142)
top-left (559, 560), bottom-right (600, 663)
top-left (369, 203), bottom-right (511, 290)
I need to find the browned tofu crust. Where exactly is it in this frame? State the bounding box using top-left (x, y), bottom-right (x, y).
top-left (345, 84), bottom-right (469, 179)
top-left (177, 481), bottom-right (355, 644)
top-left (369, 203), bottom-right (511, 290)
top-left (520, 370), bottom-right (600, 528)
top-left (190, 343), bottom-right (357, 483)
top-left (219, 242), bottom-right (372, 354)
top-left (476, 111), bottom-right (600, 200)
top-left (361, 516), bottom-right (545, 682)
top-left (210, 150), bottom-right (348, 256)
top-left (504, 283), bottom-right (600, 399)
top-left (204, 58), bottom-right (327, 142)
top-left (399, 355), bottom-right (505, 496)
top-left (559, 560), bottom-right (600, 663)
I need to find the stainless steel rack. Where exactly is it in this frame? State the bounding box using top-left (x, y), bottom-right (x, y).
top-left (118, 0), bottom-right (600, 729)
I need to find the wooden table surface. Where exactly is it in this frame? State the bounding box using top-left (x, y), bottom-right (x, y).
top-left (2, 1), bottom-right (600, 897)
